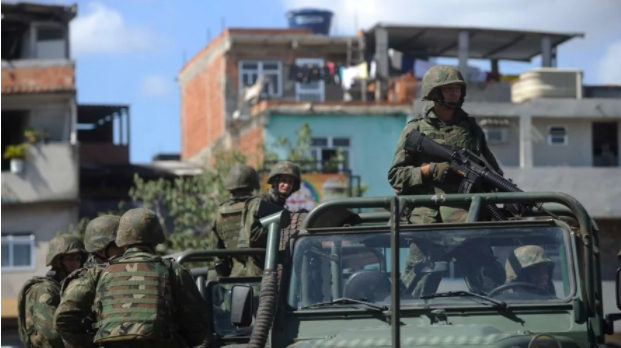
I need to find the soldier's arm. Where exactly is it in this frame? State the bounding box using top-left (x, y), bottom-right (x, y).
top-left (31, 284), bottom-right (65, 348)
top-left (245, 198), bottom-right (268, 247)
top-left (53, 270), bottom-right (98, 348)
top-left (172, 262), bottom-right (210, 346)
top-left (387, 122), bottom-right (428, 194)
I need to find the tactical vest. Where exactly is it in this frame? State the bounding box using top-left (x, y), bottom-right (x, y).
top-left (92, 252), bottom-right (177, 343)
top-left (408, 111), bottom-right (487, 222)
top-left (215, 200), bottom-right (248, 249)
top-left (17, 276), bottom-right (60, 347)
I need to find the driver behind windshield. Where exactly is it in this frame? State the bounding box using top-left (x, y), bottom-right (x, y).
top-left (505, 245), bottom-right (556, 295)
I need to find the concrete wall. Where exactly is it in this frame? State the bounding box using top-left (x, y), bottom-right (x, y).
top-left (2, 93), bottom-right (74, 143)
top-left (1, 143), bottom-right (79, 203)
top-left (532, 118), bottom-right (594, 166)
top-left (1, 202), bottom-right (79, 299)
top-left (263, 113), bottom-right (408, 198)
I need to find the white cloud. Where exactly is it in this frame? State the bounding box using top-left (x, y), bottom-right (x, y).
top-left (141, 75), bottom-right (174, 98)
top-left (70, 2), bottom-right (156, 55)
top-left (280, 0), bottom-right (621, 84)
top-left (597, 41), bottom-right (621, 84)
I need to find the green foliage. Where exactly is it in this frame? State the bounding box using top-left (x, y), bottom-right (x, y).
top-left (57, 122), bottom-right (369, 259)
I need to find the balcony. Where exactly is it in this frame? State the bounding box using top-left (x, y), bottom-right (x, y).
top-left (1, 142), bottom-right (79, 204)
top-left (1, 59), bottom-right (75, 94)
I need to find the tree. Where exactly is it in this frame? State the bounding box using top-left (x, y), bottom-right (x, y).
top-left (57, 122), bottom-right (368, 258)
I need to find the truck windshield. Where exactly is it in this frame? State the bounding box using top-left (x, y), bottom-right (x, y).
top-left (287, 225), bottom-right (573, 309)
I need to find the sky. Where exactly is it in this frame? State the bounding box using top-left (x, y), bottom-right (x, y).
top-left (4, 0), bottom-right (620, 163)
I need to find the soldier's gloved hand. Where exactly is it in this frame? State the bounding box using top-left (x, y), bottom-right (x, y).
top-left (430, 162), bottom-right (461, 183)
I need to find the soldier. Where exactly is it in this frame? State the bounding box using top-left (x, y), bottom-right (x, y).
top-left (90, 207), bottom-right (209, 348)
top-left (17, 234), bottom-right (86, 348)
top-left (387, 65), bottom-right (505, 297)
top-left (210, 164), bottom-right (261, 278)
top-left (236, 161), bottom-right (301, 276)
top-left (505, 245), bottom-right (556, 296)
top-left (54, 215), bottom-right (123, 348)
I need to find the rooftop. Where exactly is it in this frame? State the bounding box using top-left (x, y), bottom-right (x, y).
top-left (364, 23), bottom-right (585, 62)
top-left (1, 1), bottom-right (77, 23)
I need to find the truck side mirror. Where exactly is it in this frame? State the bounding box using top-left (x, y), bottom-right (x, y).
top-left (617, 268), bottom-right (621, 310)
top-left (230, 285), bottom-right (254, 328)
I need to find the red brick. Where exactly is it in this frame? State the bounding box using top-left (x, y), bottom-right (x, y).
top-left (1, 65), bottom-right (75, 94)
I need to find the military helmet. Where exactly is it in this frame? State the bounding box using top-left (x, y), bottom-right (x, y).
top-left (84, 215), bottom-right (121, 253)
top-left (421, 65), bottom-right (467, 102)
top-left (224, 164), bottom-right (260, 192)
top-left (46, 234), bottom-right (87, 267)
top-left (266, 161), bottom-right (301, 193)
top-left (505, 245), bottom-right (554, 282)
top-left (116, 208), bottom-right (165, 248)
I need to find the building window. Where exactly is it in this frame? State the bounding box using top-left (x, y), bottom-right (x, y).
top-left (35, 25), bottom-right (66, 59)
top-left (310, 137), bottom-right (350, 170)
top-left (548, 126), bottom-right (568, 146)
top-left (295, 58), bottom-right (325, 102)
top-left (482, 126), bottom-right (508, 144)
top-left (239, 61), bottom-right (282, 97)
top-left (1, 234), bottom-right (35, 270)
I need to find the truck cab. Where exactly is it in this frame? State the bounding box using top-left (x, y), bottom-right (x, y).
top-left (170, 192), bottom-right (621, 348)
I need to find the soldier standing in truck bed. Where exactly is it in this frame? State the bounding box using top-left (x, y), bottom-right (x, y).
top-left (387, 65), bottom-right (506, 297)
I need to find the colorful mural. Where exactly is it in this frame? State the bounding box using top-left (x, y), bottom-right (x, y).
top-left (260, 173), bottom-right (349, 211)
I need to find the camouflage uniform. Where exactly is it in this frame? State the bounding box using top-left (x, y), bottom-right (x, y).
top-left (235, 161), bottom-right (300, 277)
top-left (54, 215), bottom-right (121, 348)
top-left (210, 164), bottom-right (261, 279)
top-left (505, 245), bottom-right (555, 294)
top-left (388, 65), bottom-right (505, 296)
top-left (91, 208), bottom-right (209, 348)
top-left (18, 234), bottom-right (86, 348)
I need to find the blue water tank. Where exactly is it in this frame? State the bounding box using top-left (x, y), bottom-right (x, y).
top-left (286, 9), bottom-right (334, 35)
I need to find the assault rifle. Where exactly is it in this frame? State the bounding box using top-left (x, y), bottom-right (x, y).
top-left (404, 128), bottom-right (556, 220)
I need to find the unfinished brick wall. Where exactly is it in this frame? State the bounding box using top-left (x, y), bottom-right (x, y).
top-left (180, 54), bottom-right (225, 160)
top-left (235, 126), bottom-right (264, 167)
top-left (1, 65), bottom-right (75, 93)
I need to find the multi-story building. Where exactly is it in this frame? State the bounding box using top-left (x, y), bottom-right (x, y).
top-left (1, 3), bottom-right (141, 345)
top-left (2, 6), bottom-right (80, 340)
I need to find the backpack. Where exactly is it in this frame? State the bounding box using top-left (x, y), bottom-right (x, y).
top-left (92, 252), bottom-right (178, 343)
top-left (17, 276), bottom-right (59, 347)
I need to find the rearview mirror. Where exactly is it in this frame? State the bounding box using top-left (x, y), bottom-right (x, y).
top-left (230, 285), bottom-right (254, 328)
top-left (419, 261), bottom-right (448, 274)
top-left (617, 268), bottom-right (621, 310)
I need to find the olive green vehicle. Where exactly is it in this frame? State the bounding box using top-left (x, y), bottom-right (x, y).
top-left (169, 192), bottom-right (621, 348)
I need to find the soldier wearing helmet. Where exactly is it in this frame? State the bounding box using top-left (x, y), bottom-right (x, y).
top-left (54, 215), bottom-right (124, 348)
top-left (264, 161), bottom-right (301, 207)
top-left (18, 234), bottom-right (86, 348)
top-left (58, 208), bottom-right (209, 348)
top-left (210, 164), bottom-right (261, 278)
top-left (388, 65), bottom-right (505, 297)
top-left (505, 245), bottom-right (556, 295)
top-left (231, 161), bottom-right (300, 277)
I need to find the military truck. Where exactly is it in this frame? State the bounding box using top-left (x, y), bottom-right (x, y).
top-left (170, 192), bottom-right (621, 348)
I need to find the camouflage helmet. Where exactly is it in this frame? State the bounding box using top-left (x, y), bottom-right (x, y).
top-left (116, 208), bottom-right (165, 248)
top-left (46, 234), bottom-right (86, 267)
top-left (266, 161), bottom-right (301, 193)
top-left (84, 215), bottom-right (121, 253)
top-left (224, 164), bottom-right (260, 192)
top-left (421, 65), bottom-right (467, 102)
top-left (505, 245), bottom-right (554, 282)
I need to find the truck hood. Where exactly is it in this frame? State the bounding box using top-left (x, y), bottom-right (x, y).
top-left (289, 324), bottom-right (536, 348)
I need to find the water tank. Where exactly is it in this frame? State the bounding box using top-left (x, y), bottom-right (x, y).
top-left (286, 9), bottom-right (334, 35)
